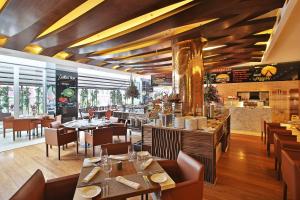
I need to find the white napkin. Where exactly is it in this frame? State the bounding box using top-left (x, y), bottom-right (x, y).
top-left (115, 176), bottom-right (140, 189)
top-left (142, 158), bottom-right (153, 170)
top-left (83, 158), bottom-right (93, 168)
top-left (82, 167), bottom-right (101, 183)
top-left (109, 155), bottom-right (128, 160)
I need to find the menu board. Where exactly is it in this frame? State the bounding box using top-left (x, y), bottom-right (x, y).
top-left (208, 61), bottom-right (300, 84)
top-left (151, 73), bottom-right (172, 86)
top-left (56, 70), bottom-right (78, 123)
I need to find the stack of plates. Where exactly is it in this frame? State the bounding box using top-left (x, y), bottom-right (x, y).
top-left (185, 118), bottom-right (198, 130)
top-left (174, 117), bottom-right (185, 129)
top-left (196, 116), bottom-right (207, 129)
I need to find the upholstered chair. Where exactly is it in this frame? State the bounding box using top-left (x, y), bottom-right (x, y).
top-left (266, 126), bottom-right (288, 156)
top-left (101, 142), bottom-right (131, 155)
top-left (9, 169), bottom-right (79, 200)
top-left (157, 151), bottom-right (204, 200)
top-left (12, 119), bottom-right (35, 141)
top-left (85, 127), bottom-right (113, 156)
top-left (44, 127), bottom-right (78, 160)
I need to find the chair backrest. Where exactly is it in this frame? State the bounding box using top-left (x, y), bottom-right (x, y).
top-left (111, 126), bottom-right (127, 136)
top-left (105, 110), bottom-right (113, 119)
top-left (102, 142), bottom-right (131, 155)
top-left (55, 115), bottom-right (62, 123)
top-left (274, 134), bottom-right (297, 161)
top-left (13, 119), bottom-right (31, 131)
top-left (10, 169), bottom-right (46, 200)
top-left (50, 121), bottom-right (61, 129)
top-left (177, 151), bottom-right (204, 182)
top-left (92, 127), bottom-right (113, 145)
top-left (3, 116), bottom-right (14, 128)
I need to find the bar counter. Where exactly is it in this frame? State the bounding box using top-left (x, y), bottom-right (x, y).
top-left (142, 114), bottom-right (231, 183)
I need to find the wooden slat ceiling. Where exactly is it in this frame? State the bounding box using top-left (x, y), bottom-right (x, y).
top-left (0, 0), bottom-right (284, 74)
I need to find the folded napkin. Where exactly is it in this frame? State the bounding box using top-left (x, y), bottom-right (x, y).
top-left (142, 158), bottom-right (153, 170)
top-left (82, 167), bottom-right (101, 183)
top-left (83, 159), bottom-right (93, 168)
top-left (115, 176), bottom-right (140, 190)
top-left (109, 155), bottom-right (128, 161)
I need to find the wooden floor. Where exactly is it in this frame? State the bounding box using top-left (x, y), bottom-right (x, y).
top-left (0, 134), bottom-right (289, 200)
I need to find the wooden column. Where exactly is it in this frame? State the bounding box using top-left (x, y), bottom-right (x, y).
top-left (172, 37), bottom-right (207, 115)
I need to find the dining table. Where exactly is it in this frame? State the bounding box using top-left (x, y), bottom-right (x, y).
top-left (73, 155), bottom-right (175, 200)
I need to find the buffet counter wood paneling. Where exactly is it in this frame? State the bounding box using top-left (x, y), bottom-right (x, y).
top-left (142, 115), bottom-right (230, 183)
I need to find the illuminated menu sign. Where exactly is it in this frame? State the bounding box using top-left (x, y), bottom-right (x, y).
top-left (207, 62), bottom-right (300, 84)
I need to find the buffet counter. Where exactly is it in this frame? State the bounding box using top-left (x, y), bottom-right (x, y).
top-left (142, 114), bottom-right (230, 183)
top-left (229, 106), bottom-right (272, 133)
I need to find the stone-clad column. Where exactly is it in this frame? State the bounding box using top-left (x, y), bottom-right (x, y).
top-left (172, 37), bottom-right (206, 115)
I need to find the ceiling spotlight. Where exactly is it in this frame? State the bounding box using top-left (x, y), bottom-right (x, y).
top-left (203, 45), bottom-right (226, 51)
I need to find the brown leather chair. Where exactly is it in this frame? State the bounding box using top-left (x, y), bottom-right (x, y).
top-left (45, 127), bottom-right (78, 160)
top-left (281, 149), bottom-right (300, 200)
top-left (12, 119), bottom-right (36, 141)
top-left (102, 142), bottom-right (131, 155)
top-left (267, 126), bottom-right (288, 157)
top-left (3, 116), bottom-right (14, 138)
top-left (40, 116), bottom-right (55, 135)
top-left (111, 123), bottom-right (128, 142)
top-left (9, 169), bottom-right (79, 200)
top-left (157, 151), bottom-right (204, 200)
top-left (85, 127), bottom-right (113, 156)
top-left (273, 133), bottom-right (297, 180)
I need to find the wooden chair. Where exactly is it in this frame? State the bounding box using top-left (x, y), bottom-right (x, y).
top-left (85, 127), bottom-right (113, 156)
top-left (281, 149), bottom-right (300, 200)
top-left (12, 119), bottom-right (35, 141)
top-left (266, 125), bottom-right (287, 157)
top-left (111, 123), bottom-right (128, 142)
top-left (2, 116), bottom-right (14, 138)
top-left (9, 169), bottom-right (79, 200)
top-left (45, 127), bottom-right (78, 160)
top-left (102, 142), bottom-right (131, 155)
top-left (273, 133), bottom-right (297, 180)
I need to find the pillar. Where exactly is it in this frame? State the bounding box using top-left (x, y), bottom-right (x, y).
top-left (172, 37), bottom-right (206, 116)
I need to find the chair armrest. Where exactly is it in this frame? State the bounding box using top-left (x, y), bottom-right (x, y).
top-left (282, 142), bottom-right (300, 151)
top-left (162, 180), bottom-right (203, 200)
top-left (157, 160), bottom-right (183, 183)
top-left (45, 174), bottom-right (79, 200)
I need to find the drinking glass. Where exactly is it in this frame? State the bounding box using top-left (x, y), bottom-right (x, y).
top-left (128, 145), bottom-right (135, 162)
top-left (101, 147), bottom-right (108, 162)
top-left (137, 153), bottom-right (146, 175)
top-left (102, 159), bottom-right (112, 181)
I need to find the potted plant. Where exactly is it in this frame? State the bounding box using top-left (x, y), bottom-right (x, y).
top-left (125, 77), bottom-right (140, 106)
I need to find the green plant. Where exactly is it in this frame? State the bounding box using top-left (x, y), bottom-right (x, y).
top-left (204, 74), bottom-right (220, 103)
top-left (91, 89), bottom-right (99, 106)
top-left (125, 78), bottom-right (140, 105)
top-left (80, 88), bottom-right (88, 108)
top-left (23, 87), bottom-right (31, 114)
top-left (110, 90), bottom-right (116, 105)
top-left (0, 86), bottom-right (9, 112)
top-left (116, 89), bottom-right (122, 105)
top-left (35, 87), bottom-right (43, 114)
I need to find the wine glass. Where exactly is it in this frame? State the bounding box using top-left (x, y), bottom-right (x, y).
top-left (128, 145), bottom-right (135, 162)
top-left (102, 159), bottom-right (112, 181)
top-left (101, 147), bottom-right (108, 162)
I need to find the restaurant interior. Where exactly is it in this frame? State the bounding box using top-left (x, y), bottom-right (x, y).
top-left (0, 0), bottom-right (300, 200)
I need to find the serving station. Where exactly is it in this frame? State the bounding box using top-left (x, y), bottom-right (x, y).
top-left (142, 113), bottom-right (230, 183)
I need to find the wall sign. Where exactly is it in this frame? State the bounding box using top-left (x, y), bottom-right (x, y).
top-left (56, 70), bottom-right (78, 122)
top-left (207, 61), bottom-right (300, 84)
top-left (151, 73), bottom-right (172, 86)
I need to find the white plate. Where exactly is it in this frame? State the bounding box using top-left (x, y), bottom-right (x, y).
top-left (150, 173), bottom-right (168, 183)
top-left (79, 185), bottom-right (101, 198)
top-left (87, 157), bottom-right (101, 163)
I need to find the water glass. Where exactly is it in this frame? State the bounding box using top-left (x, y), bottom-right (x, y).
top-left (128, 145), bottom-right (135, 162)
top-left (102, 159), bottom-right (112, 181)
top-left (101, 147), bottom-right (108, 162)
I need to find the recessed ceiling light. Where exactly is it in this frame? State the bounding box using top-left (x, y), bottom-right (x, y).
top-left (0, 35), bottom-right (8, 47)
top-left (37, 0), bottom-right (105, 38)
top-left (53, 51), bottom-right (72, 60)
top-left (254, 29), bottom-right (273, 35)
top-left (69, 0), bottom-right (195, 48)
top-left (112, 65), bottom-right (120, 69)
top-left (203, 45), bottom-right (226, 51)
top-left (255, 41), bottom-right (268, 45)
top-left (23, 44), bottom-right (43, 54)
top-left (0, 0), bottom-right (8, 11)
